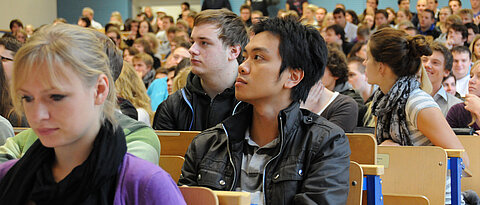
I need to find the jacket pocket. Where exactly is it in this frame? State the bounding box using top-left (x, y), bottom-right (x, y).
top-left (197, 168), bottom-right (228, 190)
top-left (271, 163), bottom-right (304, 183)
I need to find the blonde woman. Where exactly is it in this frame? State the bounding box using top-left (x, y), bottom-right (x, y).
top-left (470, 35), bottom-right (480, 62)
top-left (301, 4), bottom-right (318, 26)
top-left (0, 24), bottom-right (184, 204)
top-left (116, 62), bottom-right (154, 126)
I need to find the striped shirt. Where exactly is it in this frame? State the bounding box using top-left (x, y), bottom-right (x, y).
top-left (405, 88), bottom-right (440, 146)
top-left (405, 88), bottom-right (464, 204)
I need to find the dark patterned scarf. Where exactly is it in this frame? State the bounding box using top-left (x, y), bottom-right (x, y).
top-left (0, 120), bottom-right (126, 205)
top-left (371, 76), bottom-right (420, 146)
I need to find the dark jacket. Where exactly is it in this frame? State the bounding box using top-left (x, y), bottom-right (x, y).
top-left (178, 102), bottom-right (351, 205)
top-left (201, 0), bottom-right (232, 11)
top-left (153, 72), bottom-right (242, 131)
top-left (334, 82), bottom-right (366, 127)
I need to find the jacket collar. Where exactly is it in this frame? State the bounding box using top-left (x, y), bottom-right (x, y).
top-left (185, 72), bottom-right (235, 98)
top-left (222, 101), bottom-right (302, 144)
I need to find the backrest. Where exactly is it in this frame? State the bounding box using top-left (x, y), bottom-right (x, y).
top-left (377, 146), bottom-right (447, 205)
top-left (13, 127), bottom-right (27, 135)
top-left (179, 186), bottom-right (219, 205)
top-left (155, 130), bottom-right (200, 156)
top-left (346, 161), bottom-right (363, 205)
top-left (458, 135), bottom-right (480, 194)
top-left (213, 191), bottom-right (251, 205)
top-left (383, 193), bottom-right (430, 205)
top-left (159, 155), bottom-right (185, 183)
top-left (346, 133), bottom-right (377, 164)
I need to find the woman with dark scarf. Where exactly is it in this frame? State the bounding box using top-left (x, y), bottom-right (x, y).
top-left (365, 28), bottom-right (473, 204)
top-left (0, 24), bottom-right (185, 205)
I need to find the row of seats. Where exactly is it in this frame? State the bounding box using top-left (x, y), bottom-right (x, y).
top-left (13, 128), bottom-right (479, 205)
top-left (156, 131), bottom-right (479, 205)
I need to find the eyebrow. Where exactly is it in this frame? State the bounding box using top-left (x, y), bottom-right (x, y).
top-left (244, 47), bottom-right (270, 54)
top-left (193, 36), bottom-right (213, 41)
top-left (18, 87), bottom-right (58, 94)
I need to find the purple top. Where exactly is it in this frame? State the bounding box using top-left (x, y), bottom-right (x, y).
top-left (446, 103), bottom-right (480, 130)
top-left (0, 153), bottom-right (186, 205)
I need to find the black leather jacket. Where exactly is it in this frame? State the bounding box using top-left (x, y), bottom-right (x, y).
top-left (152, 72), bottom-right (242, 131)
top-left (178, 102), bottom-right (351, 205)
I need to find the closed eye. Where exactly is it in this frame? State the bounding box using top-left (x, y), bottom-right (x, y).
top-left (22, 95), bottom-right (33, 103)
top-left (50, 94), bottom-right (66, 101)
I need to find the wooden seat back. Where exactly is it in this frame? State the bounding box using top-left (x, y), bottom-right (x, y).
top-left (155, 130), bottom-right (200, 156)
top-left (377, 146), bottom-right (447, 205)
top-left (159, 155), bottom-right (185, 183)
top-left (458, 135), bottom-right (480, 194)
top-left (13, 127), bottom-right (28, 135)
top-left (346, 133), bottom-right (377, 164)
top-left (179, 186), bottom-right (219, 205)
top-left (213, 191), bottom-right (251, 205)
top-left (383, 193), bottom-right (430, 205)
top-left (346, 161), bottom-right (363, 205)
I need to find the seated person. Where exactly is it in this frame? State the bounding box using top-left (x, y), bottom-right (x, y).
top-left (348, 56), bottom-right (375, 102)
top-left (115, 61), bottom-right (154, 126)
top-left (0, 24), bottom-right (184, 204)
top-left (452, 46), bottom-right (472, 97)
top-left (324, 24), bottom-right (353, 55)
top-left (0, 29), bottom-right (160, 165)
top-left (446, 23), bottom-right (468, 49)
top-left (323, 46), bottom-right (366, 125)
top-left (421, 42), bottom-right (462, 116)
top-left (366, 28), bottom-right (470, 204)
top-left (153, 9), bottom-right (249, 131)
top-left (132, 53), bottom-right (156, 89)
top-left (301, 80), bottom-right (358, 132)
top-left (442, 73), bottom-right (462, 98)
top-left (447, 61), bottom-right (480, 133)
top-left (0, 116), bottom-right (14, 145)
top-left (179, 17), bottom-right (350, 205)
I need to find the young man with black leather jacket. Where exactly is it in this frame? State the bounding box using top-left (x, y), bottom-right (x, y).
top-left (179, 17), bottom-right (351, 205)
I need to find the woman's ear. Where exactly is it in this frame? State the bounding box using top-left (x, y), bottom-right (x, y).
top-left (94, 74), bottom-right (109, 105)
top-left (284, 68), bottom-right (304, 89)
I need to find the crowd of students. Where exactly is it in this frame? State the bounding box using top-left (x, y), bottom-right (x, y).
top-left (0, 0), bottom-right (480, 204)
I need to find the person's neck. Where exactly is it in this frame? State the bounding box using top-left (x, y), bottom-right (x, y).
top-left (336, 39), bottom-right (343, 46)
top-left (52, 122), bottom-right (100, 182)
top-left (473, 7), bottom-right (480, 14)
top-left (250, 95), bottom-right (293, 147)
top-left (317, 88), bottom-right (335, 112)
top-left (379, 75), bottom-right (398, 94)
top-left (200, 63), bottom-right (238, 99)
top-left (421, 24), bottom-right (432, 32)
top-left (360, 84), bottom-right (373, 102)
top-left (430, 81), bottom-right (442, 97)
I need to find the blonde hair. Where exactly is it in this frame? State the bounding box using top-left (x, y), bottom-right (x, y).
top-left (172, 66), bottom-right (192, 92)
top-left (470, 35), bottom-right (480, 62)
top-left (11, 24), bottom-right (116, 124)
top-left (115, 61), bottom-right (154, 123)
top-left (322, 13), bottom-right (334, 30)
top-left (469, 61), bottom-right (480, 126)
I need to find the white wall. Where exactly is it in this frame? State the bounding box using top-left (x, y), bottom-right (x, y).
top-left (0, 0), bottom-right (57, 30)
top-left (132, 0), bottom-right (201, 20)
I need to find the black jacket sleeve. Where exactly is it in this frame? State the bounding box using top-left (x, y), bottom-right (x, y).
top-left (152, 95), bottom-right (179, 130)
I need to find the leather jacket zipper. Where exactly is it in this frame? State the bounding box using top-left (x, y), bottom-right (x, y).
top-left (262, 116), bottom-right (284, 204)
top-left (222, 124), bottom-right (237, 191)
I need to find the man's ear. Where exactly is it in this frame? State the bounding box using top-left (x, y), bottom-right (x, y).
top-left (444, 69), bottom-right (451, 77)
top-left (94, 74), bottom-right (109, 105)
top-left (284, 68), bottom-right (304, 89)
top-left (228, 45), bottom-right (242, 61)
